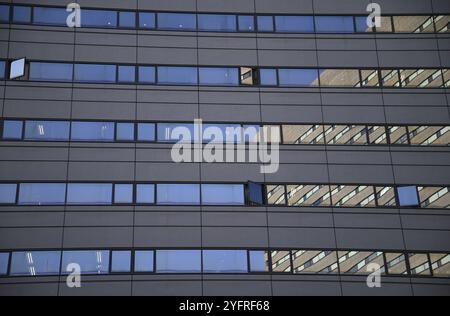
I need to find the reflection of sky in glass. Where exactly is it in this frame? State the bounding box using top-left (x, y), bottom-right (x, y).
top-left (156, 250), bottom-right (201, 273)
top-left (279, 69), bottom-right (318, 86)
top-left (203, 250), bottom-right (248, 273)
top-left (11, 251), bottom-right (61, 276)
top-left (62, 250), bottom-right (109, 275)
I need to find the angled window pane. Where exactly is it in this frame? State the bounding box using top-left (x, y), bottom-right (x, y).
top-left (119, 11), bottom-right (135, 28)
top-left (157, 66), bottom-right (197, 85)
top-left (397, 186), bottom-right (419, 207)
top-left (118, 66), bottom-right (135, 83)
top-left (400, 69), bottom-right (443, 88)
top-left (271, 251), bottom-right (291, 273)
top-left (282, 125), bottom-right (324, 145)
top-left (139, 12), bottom-right (155, 29)
top-left (319, 69), bottom-right (360, 87)
top-left (355, 16), bottom-right (374, 33)
top-left (24, 121), bottom-right (70, 141)
top-left (0, 184), bottom-right (17, 204)
top-left (315, 16), bottom-right (354, 33)
top-left (157, 13), bottom-right (196, 31)
top-left (0, 253), bottom-right (8, 275)
top-left (29, 62), bottom-right (73, 81)
top-left (248, 182), bottom-right (263, 205)
top-left (408, 253), bottom-right (431, 275)
top-left (324, 125), bottom-right (368, 145)
top-left (201, 184), bottom-right (244, 205)
top-left (2, 120), bottom-right (23, 139)
top-left (418, 186), bottom-right (450, 209)
top-left (74, 64), bottom-right (116, 83)
top-left (199, 67), bottom-right (238, 86)
top-left (137, 123), bottom-right (155, 141)
top-left (203, 250), bottom-right (248, 273)
top-left (0, 5), bottom-right (9, 23)
top-left (385, 253), bottom-right (407, 275)
top-left (408, 126), bottom-right (450, 146)
top-left (67, 183), bottom-right (112, 204)
top-left (33, 7), bottom-right (67, 26)
top-left (388, 126), bottom-right (409, 145)
top-left (381, 70), bottom-right (400, 87)
top-left (375, 16), bottom-right (393, 32)
top-left (18, 183), bottom-right (66, 205)
top-left (430, 253), bottom-right (450, 277)
top-left (82, 9), bottom-right (117, 28)
top-left (157, 123), bottom-right (194, 142)
top-left (375, 186), bottom-right (397, 207)
top-left (111, 251), bottom-right (131, 272)
top-left (338, 251), bottom-right (385, 275)
top-left (330, 185), bottom-right (376, 207)
top-left (156, 250), bottom-right (201, 273)
top-left (393, 16), bottom-right (435, 33)
top-left (138, 66), bottom-right (155, 83)
top-left (13, 6), bottom-right (31, 23)
top-left (157, 184), bottom-right (200, 205)
top-left (266, 184), bottom-right (286, 205)
top-left (360, 70), bottom-right (380, 87)
top-left (239, 66), bottom-right (256, 86)
top-left (62, 250), bottom-right (109, 275)
top-left (114, 184), bottom-right (133, 204)
top-left (249, 251), bottom-right (270, 272)
top-left (434, 15), bottom-right (450, 33)
top-left (10, 251), bottom-right (60, 276)
top-left (260, 68), bottom-right (277, 86)
top-left (275, 16), bottom-right (314, 33)
top-left (287, 184), bottom-right (331, 206)
top-left (257, 16), bottom-right (273, 32)
top-left (136, 184), bottom-right (155, 204)
top-left (71, 122), bottom-right (114, 141)
top-left (134, 251), bottom-right (154, 272)
top-left (198, 14), bottom-right (236, 32)
top-left (293, 250), bottom-right (339, 274)
top-left (238, 15), bottom-right (254, 31)
top-left (368, 126), bottom-right (388, 145)
top-left (278, 69), bottom-right (319, 87)
top-left (0, 60), bottom-right (5, 79)
top-left (116, 123), bottom-right (135, 141)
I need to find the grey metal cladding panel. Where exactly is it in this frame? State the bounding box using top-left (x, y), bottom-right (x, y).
top-left (132, 281), bottom-right (202, 296)
top-left (257, 38), bottom-right (316, 50)
top-left (69, 148), bottom-right (135, 162)
top-left (258, 50), bottom-right (318, 67)
top-left (135, 163), bottom-right (200, 182)
top-left (439, 51), bottom-right (450, 67)
top-left (385, 107), bottom-right (450, 125)
top-left (438, 39), bottom-right (450, 50)
top-left (383, 92), bottom-right (447, 106)
top-left (393, 165), bottom-right (450, 184)
top-left (260, 91), bottom-right (321, 105)
top-left (10, 29), bottom-right (74, 44)
top-left (316, 38), bottom-right (376, 51)
top-left (391, 152), bottom-right (450, 166)
top-left (0, 146), bottom-right (69, 161)
top-left (77, 0), bottom-right (137, 10)
top-left (262, 106), bottom-right (323, 123)
top-left (137, 0), bottom-right (196, 11)
top-left (9, 42), bottom-right (74, 60)
top-left (5, 85), bottom-right (72, 100)
top-left (199, 104), bottom-right (261, 122)
top-left (313, 0), bottom-right (371, 14)
top-left (3, 100), bottom-right (72, 119)
top-left (317, 51), bottom-right (379, 68)
top-left (134, 227), bottom-right (202, 247)
top-left (63, 227), bottom-right (133, 248)
top-left (0, 162), bottom-right (68, 181)
top-left (202, 212), bottom-right (267, 227)
top-left (377, 51), bottom-right (441, 68)
top-left (411, 283), bottom-right (450, 296)
top-left (272, 280), bottom-right (342, 296)
top-left (203, 281), bottom-right (272, 296)
top-left (326, 151), bottom-right (391, 165)
top-left (60, 282), bottom-right (132, 296)
top-left (0, 227), bottom-right (63, 249)
top-left (135, 212), bottom-right (201, 226)
top-left (328, 165), bottom-right (395, 183)
top-left (0, 212), bottom-right (64, 227)
top-left (403, 230), bottom-right (450, 251)
top-left (321, 92), bottom-right (383, 105)
top-left (139, 34), bottom-right (197, 48)
top-left (67, 162), bottom-right (134, 181)
top-left (255, 0), bottom-right (313, 14)
top-left (432, 0), bottom-right (450, 13)
top-left (198, 37), bottom-right (257, 50)
top-left (197, 0), bottom-right (254, 13)
top-left (138, 89), bottom-right (199, 103)
top-left (0, 283), bottom-right (59, 296)
top-left (279, 150), bottom-right (327, 164)
top-left (138, 47), bottom-right (197, 64)
top-left (376, 38), bottom-right (438, 51)
top-left (335, 228), bottom-right (405, 250)
top-left (199, 90), bottom-right (259, 104)
top-left (265, 164), bottom-right (329, 183)
top-left (333, 213), bottom-right (402, 229)
top-left (64, 212), bottom-right (134, 227)
top-left (267, 212), bottom-right (334, 227)
top-left (401, 215), bottom-right (450, 230)
top-left (374, 0), bottom-right (433, 14)
top-left (75, 46), bottom-right (136, 64)
top-left (269, 227), bottom-right (336, 248)
top-left (198, 49), bottom-right (257, 66)
top-left (73, 87), bottom-right (135, 102)
top-left (202, 227), bottom-right (269, 247)
top-left (323, 106), bottom-right (387, 123)
top-left (201, 164), bottom-right (265, 182)
top-left (341, 282), bottom-right (413, 296)
top-left (71, 101), bottom-right (136, 121)
top-left (138, 103), bottom-right (199, 121)
top-left (76, 32), bottom-right (136, 46)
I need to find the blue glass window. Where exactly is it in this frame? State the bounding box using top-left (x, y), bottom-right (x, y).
top-left (157, 66), bottom-right (198, 85)
top-left (118, 66), bottom-right (135, 83)
top-left (355, 16), bottom-right (373, 32)
top-left (157, 13), bottom-right (196, 31)
top-left (18, 183), bottom-right (66, 205)
top-left (67, 183), bottom-right (112, 204)
top-left (260, 69), bottom-right (277, 85)
top-left (198, 14), bottom-right (236, 32)
top-left (24, 121), bottom-right (70, 141)
top-left (315, 16), bottom-right (354, 33)
top-left (248, 182), bottom-right (263, 205)
top-left (139, 12), bottom-right (155, 29)
top-left (202, 124), bottom-right (242, 143)
top-left (116, 123), bottom-right (135, 141)
top-left (238, 15), bottom-right (255, 32)
top-left (134, 251), bottom-right (154, 272)
top-left (138, 66), bottom-right (156, 83)
top-left (156, 250), bottom-right (201, 273)
top-left (201, 184), bottom-right (245, 205)
top-left (33, 7), bottom-right (67, 26)
top-left (136, 184), bottom-right (155, 204)
top-left (137, 123), bottom-right (156, 141)
top-left (397, 186), bottom-right (419, 207)
top-left (275, 16), bottom-right (314, 33)
top-left (203, 250), bottom-right (248, 273)
top-left (71, 122), bottom-right (114, 141)
top-left (29, 62), bottom-right (73, 82)
top-left (0, 5), bottom-right (9, 23)
top-left (111, 251), bottom-right (131, 272)
top-left (249, 251), bottom-right (269, 272)
top-left (62, 250), bottom-right (109, 275)
top-left (257, 16), bottom-right (274, 32)
top-left (119, 11), bottom-right (135, 28)
top-left (82, 9), bottom-right (117, 28)
top-left (0, 60), bottom-right (5, 79)
top-left (0, 184), bottom-right (17, 204)
top-left (157, 123), bottom-right (194, 142)
top-left (114, 184), bottom-right (133, 204)
top-left (2, 120), bottom-right (23, 139)
top-left (199, 68), bottom-right (239, 86)
top-left (10, 251), bottom-right (61, 276)
top-left (278, 69), bottom-right (319, 87)
top-left (0, 253), bottom-right (8, 275)
top-left (157, 184), bottom-right (200, 205)
top-left (12, 6), bottom-right (31, 23)
top-left (74, 64), bottom-right (116, 83)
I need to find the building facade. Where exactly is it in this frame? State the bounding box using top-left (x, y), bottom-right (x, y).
top-left (0, 0), bottom-right (449, 296)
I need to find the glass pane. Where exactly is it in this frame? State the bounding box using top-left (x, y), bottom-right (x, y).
top-left (381, 70), bottom-right (400, 87)
top-left (418, 186), bottom-right (450, 209)
top-left (257, 16), bottom-right (273, 32)
top-left (397, 186), bottom-right (419, 207)
top-left (293, 250), bottom-right (339, 274)
top-left (368, 126), bottom-right (388, 145)
top-left (203, 250), bottom-right (248, 273)
top-left (430, 253), bottom-right (450, 277)
top-left (202, 123), bottom-right (242, 143)
top-left (319, 69), bottom-right (360, 87)
top-left (287, 184), bottom-right (331, 206)
top-left (0, 60), bottom-right (5, 79)
top-left (198, 14), bottom-right (236, 32)
top-left (139, 12), bottom-right (155, 29)
top-left (238, 15), bottom-right (254, 31)
top-left (74, 64), bottom-right (116, 83)
top-left (134, 250), bottom-right (154, 272)
top-left (375, 16), bottom-right (393, 32)
top-left (408, 253), bottom-right (431, 275)
top-left (324, 125), bottom-right (368, 145)
top-left (249, 251), bottom-right (270, 272)
top-left (29, 62), bottom-right (73, 81)
top-left (157, 13), bottom-right (196, 31)
top-left (10, 251), bottom-right (60, 276)
top-left (278, 69), bottom-right (319, 87)
top-left (0, 5), bottom-right (9, 22)
top-left (156, 250), bottom-right (201, 273)
top-left (385, 253), bottom-right (407, 275)
top-left (315, 16), bottom-right (354, 33)
top-left (434, 15), bottom-right (450, 33)
top-left (0, 253), bottom-right (8, 275)
top-left (136, 184), bottom-right (155, 204)
top-left (116, 123), bottom-right (135, 141)
top-left (157, 184), bottom-right (200, 205)
top-left (199, 67), bottom-right (238, 86)
top-left (18, 183), bottom-right (66, 205)
top-left (408, 126), bottom-right (450, 146)
top-left (118, 66), bottom-right (135, 83)
top-left (201, 184), bottom-right (244, 205)
top-left (13, 6), bottom-right (31, 23)
top-left (283, 125), bottom-right (324, 144)
top-left (275, 16), bottom-right (314, 33)
top-left (137, 123), bottom-right (155, 141)
top-left (338, 251), bottom-right (385, 275)
top-left (33, 7), bottom-right (67, 26)
top-left (2, 120), bottom-right (23, 139)
top-left (111, 251), bottom-right (131, 272)
top-left (360, 70), bottom-right (380, 87)
top-left (138, 66), bottom-right (155, 83)
top-left (67, 183), bottom-right (112, 204)
top-left (248, 182), bottom-right (263, 205)
top-left (388, 126), bottom-right (409, 145)
top-left (375, 186), bottom-right (397, 207)
top-left (266, 185), bottom-right (286, 205)
top-left (393, 16), bottom-right (435, 33)
top-left (24, 121), bottom-right (70, 141)
top-left (355, 16), bottom-right (374, 33)
top-left (399, 69), bottom-right (443, 88)
top-left (157, 66), bottom-right (198, 85)
top-left (114, 184), bottom-right (133, 204)
top-left (271, 251), bottom-right (291, 273)
top-left (82, 9), bottom-right (117, 28)
top-left (0, 184), bottom-right (16, 204)
top-left (444, 68), bottom-right (450, 87)
top-left (119, 11), bottom-right (135, 28)
top-left (330, 185), bottom-right (376, 207)
top-left (62, 250), bottom-right (109, 275)
top-left (157, 123), bottom-right (194, 142)
top-left (71, 122), bottom-right (114, 141)
top-left (260, 69), bottom-right (277, 85)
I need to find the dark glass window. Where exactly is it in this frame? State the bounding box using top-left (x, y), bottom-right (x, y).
top-left (24, 121), bottom-right (70, 141)
top-left (138, 66), bottom-right (156, 83)
top-left (29, 62), bottom-right (73, 82)
top-left (315, 16), bottom-right (354, 33)
top-left (71, 122), bottom-right (114, 141)
top-left (33, 7), bottom-right (67, 26)
top-left (134, 251), bottom-right (154, 272)
top-left (116, 123), bottom-right (135, 141)
top-left (249, 251), bottom-right (269, 272)
top-left (74, 64), bottom-right (117, 83)
top-left (275, 16), bottom-right (314, 33)
top-left (157, 13), bottom-right (196, 31)
top-left (10, 251), bottom-right (60, 276)
top-left (2, 120), bottom-right (23, 139)
top-left (238, 15), bottom-right (254, 32)
top-left (397, 186), bottom-right (419, 207)
top-left (260, 69), bottom-right (277, 85)
top-left (119, 11), bottom-right (135, 28)
top-left (157, 123), bottom-right (194, 142)
top-left (248, 182), bottom-right (263, 205)
top-left (12, 6), bottom-right (31, 23)
top-left (157, 66), bottom-right (198, 85)
top-left (0, 253), bottom-right (8, 275)
top-left (0, 184), bottom-right (17, 204)
top-left (0, 5), bottom-right (9, 22)
top-left (201, 184), bottom-right (245, 205)
top-left (0, 60), bottom-right (5, 79)
top-left (137, 123), bottom-right (156, 141)
top-left (203, 250), bottom-right (248, 273)
top-left (111, 251), bottom-right (131, 272)
top-left (198, 14), bottom-right (236, 32)
top-left (156, 250), bottom-right (201, 273)
top-left (278, 69), bottom-right (319, 87)
top-left (257, 16), bottom-right (274, 32)
top-left (136, 184), bottom-right (155, 204)
top-left (118, 66), bottom-right (135, 83)
top-left (67, 183), bottom-right (112, 205)
top-left (62, 250), bottom-right (109, 275)
top-left (199, 67), bottom-right (239, 86)
top-left (114, 184), bottom-right (133, 204)
top-left (157, 184), bottom-right (200, 205)
top-left (18, 183), bottom-right (66, 205)
top-left (139, 12), bottom-right (155, 29)
top-left (82, 9), bottom-right (117, 28)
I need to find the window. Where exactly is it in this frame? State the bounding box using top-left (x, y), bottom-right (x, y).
top-left (287, 184), bottom-right (331, 206)
top-left (408, 253), bottom-right (431, 275)
top-left (2, 120), bottom-right (23, 139)
top-left (400, 69), bottom-right (443, 88)
top-left (337, 251), bottom-right (384, 275)
top-left (249, 251), bottom-right (269, 272)
top-left (199, 67), bottom-right (238, 86)
top-left (240, 67), bottom-right (257, 85)
top-left (118, 66), bottom-right (135, 83)
top-left (315, 16), bottom-right (354, 33)
top-left (381, 70), bottom-right (400, 87)
top-left (282, 125), bottom-right (325, 145)
top-left (275, 16), bottom-right (314, 33)
top-left (139, 12), bottom-right (155, 29)
top-left (12, 6), bottom-right (31, 23)
top-left (114, 184), bottom-right (133, 204)
top-left (324, 125), bottom-right (368, 145)
top-left (330, 185), bottom-right (376, 207)
top-left (156, 250), bottom-right (201, 273)
top-left (24, 121), bottom-right (70, 141)
top-left (355, 16), bottom-right (374, 33)
top-left (119, 11), bottom-right (135, 28)
top-left (375, 186), bottom-right (397, 207)
top-left (82, 9), bottom-right (117, 28)
top-left (136, 184), bottom-right (155, 204)
top-left (67, 183), bottom-right (112, 205)
top-left (434, 15), bottom-right (450, 33)
top-left (62, 250), bottom-right (109, 275)
top-left (293, 250), bottom-right (339, 274)
top-left (278, 69), bottom-right (319, 87)
top-left (201, 184), bottom-right (244, 205)
top-left (74, 64), bottom-right (116, 83)
top-left (319, 69), bottom-right (360, 87)
top-left (429, 253), bottom-right (450, 277)
top-left (393, 16), bottom-right (435, 33)
top-left (271, 251), bottom-right (291, 272)
top-left (397, 186), bottom-right (419, 207)
top-left (157, 184), bottom-right (200, 205)
top-left (375, 16), bottom-right (393, 32)
top-left (385, 253), bottom-right (407, 275)
top-left (29, 62), bottom-right (73, 82)
top-left (18, 183), bottom-right (66, 205)
top-left (71, 122), bottom-right (114, 141)
top-left (198, 14), bottom-right (236, 32)
top-left (138, 66), bottom-right (155, 83)
top-left (248, 182), bottom-right (263, 205)
top-left (368, 126), bottom-right (388, 144)
top-left (33, 7), bottom-right (67, 26)
top-left (0, 5), bottom-right (9, 22)
top-left (0, 253), bottom-right (8, 275)
top-left (257, 16), bottom-right (274, 32)
top-left (10, 251), bottom-right (60, 276)
top-left (408, 126), bottom-right (450, 146)
top-left (116, 123), bottom-right (135, 141)
top-left (10, 58), bottom-right (25, 80)
top-left (157, 13), bottom-right (196, 31)
top-left (266, 185), bottom-right (286, 205)
top-left (111, 251), bottom-right (131, 273)
top-left (203, 250), bottom-right (248, 273)
top-left (0, 60), bottom-right (5, 79)
top-left (157, 66), bottom-right (197, 85)
top-left (137, 123), bottom-right (156, 141)
top-left (0, 184), bottom-right (16, 204)
top-left (418, 186), bottom-right (450, 209)
top-left (259, 69), bottom-right (277, 86)
top-left (388, 126), bottom-right (409, 145)
top-left (238, 15), bottom-right (254, 32)
top-left (157, 123), bottom-right (194, 142)
top-left (134, 251), bottom-right (154, 272)
top-left (202, 123), bottom-right (242, 143)
top-left (360, 70), bottom-right (380, 87)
